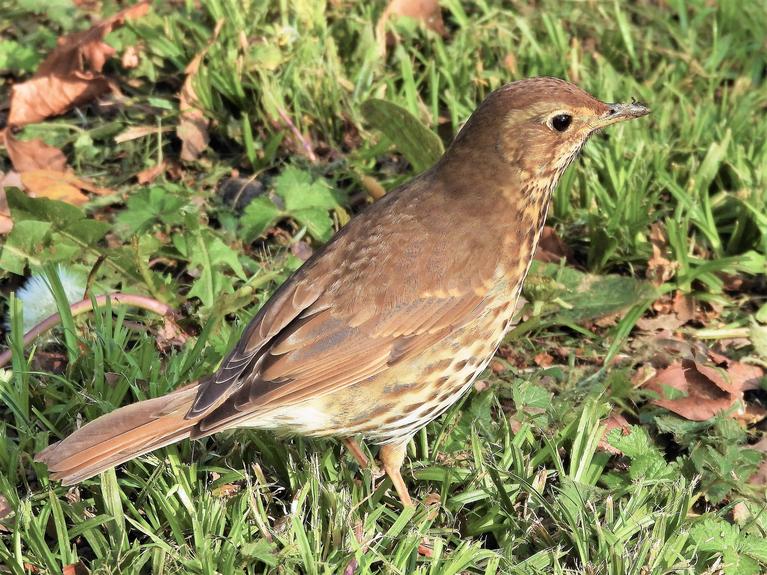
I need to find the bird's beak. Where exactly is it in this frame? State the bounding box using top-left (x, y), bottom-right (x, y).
top-left (593, 100), bottom-right (650, 129)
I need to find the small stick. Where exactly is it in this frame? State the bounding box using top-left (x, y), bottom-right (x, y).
top-left (276, 106), bottom-right (317, 164)
top-left (0, 293), bottom-right (185, 369)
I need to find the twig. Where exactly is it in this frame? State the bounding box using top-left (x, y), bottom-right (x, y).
top-left (0, 293), bottom-right (186, 369)
top-left (276, 106), bottom-right (317, 163)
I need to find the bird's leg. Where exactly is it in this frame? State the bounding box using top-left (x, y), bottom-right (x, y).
top-left (342, 437), bottom-right (370, 468)
top-left (379, 441), bottom-right (413, 507)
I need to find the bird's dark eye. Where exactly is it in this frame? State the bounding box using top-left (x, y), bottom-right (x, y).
top-left (551, 114), bottom-right (573, 132)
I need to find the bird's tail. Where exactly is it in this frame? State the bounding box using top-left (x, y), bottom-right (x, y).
top-left (35, 382), bottom-right (202, 485)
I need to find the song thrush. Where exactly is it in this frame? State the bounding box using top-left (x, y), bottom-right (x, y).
top-left (36, 78), bottom-right (649, 505)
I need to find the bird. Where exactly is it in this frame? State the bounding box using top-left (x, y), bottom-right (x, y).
top-left (36, 77), bottom-right (649, 506)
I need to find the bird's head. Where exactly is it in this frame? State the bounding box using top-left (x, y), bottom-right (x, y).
top-left (442, 77), bottom-right (649, 200)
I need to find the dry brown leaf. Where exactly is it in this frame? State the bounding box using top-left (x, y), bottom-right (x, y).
top-left (635, 314), bottom-right (684, 333)
top-left (376, 0), bottom-right (446, 56)
top-left (672, 291), bottom-right (695, 323)
top-left (114, 124), bottom-right (173, 144)
top-left (381, 0), bottom-right (446, 34)
top-left (7, 1), bottom-right (150, 127)
top-left (2, 129), bottom-right (68, 172)
top-left (534, 226), bottom-right (572, 262)
top-left (177, 22), bottom-right (223, 162)
top-left (642, 354), bottom-right (763, 422)
top-left (647, 244), bottom-right (677, 285)
top-left (533, 351), bottom-right (554, 367)
top-left (644, 360), bottom-right (737, 421)
top-left (21, 170), bottom-right (111, 205)
top-left (9, 76), bottom-right (112, 126)
top-left (646, 223), bottom-right (677, 285)
top-left (136, 161), bottom-right (166, 184)
top-left (291, 240), bottom-right (314, 262)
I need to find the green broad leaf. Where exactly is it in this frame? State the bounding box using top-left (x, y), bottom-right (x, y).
top-left (0, 220), bottom-right (52, 275)
top-left (274, 167), bottom-right (338, 212)
top-left (605, 425), bottom-right (655, 459)
top-left (690, 517), bottom-right (740, 552)
top-left (512, 381), bottom-right (551, 411)
top-left (560, 273), bottom-right (653, 322)
top-left (606, 425), bottom-right (675, 480)
top-left (690, 517), bottom-right (767, 573)
top-left (0, 39), bottom-right (41, 73)
top-left (741, 536), bottom-right (767, 563)
top-left (247, 44), bottom-right (282, 71)
top-left (240, 196), bottom-right (282, 242)
top-left (8, 187), bottom-right (86, 228)
top-left (204, 235), bottom-right (246, 280)
top-left (2, 189), bottom-right (110, 273)
top-left (241, 539), bottom-right (279, 567)
top-left (291, 208), bottom-right (334, 242)
top-left (749, 318), bottom-right (767, 360)
top-left (271, 167), bottom-right (340, 242)
top-left (360, 98), bottom-right (444, 173)
top-left (174, 226), bottom-right (246, 307)
top-left (115, 186), bottom-right (188, 238)
top-left (530, 262), bottom-right (656, 322)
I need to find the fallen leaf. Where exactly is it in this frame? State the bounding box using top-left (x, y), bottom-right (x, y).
top-left (642, 355), bottom-right (763, 422)
top-left (644, 360), bottom-right (736, 421)
top-left (212, 483), bottom-right (241, 497)
top-left (647, 243), bottom-right (677, 285)
top-left (114, 124), bottom-right (173, 144)
top-left (178, 22), bottom-right (222, 162)
top-left (21, 170), bottom-right (111, 205)
top-left (473, 379), bottom-right (489, 392)
top-left (533, 351), bottom-right (553, 367)
top-left (635, 313), bottom-right (685, 333)
top-left (376, 0), bottom-right (446, 56)
top-left (2, 130), bottom-right (68, 172)
top-left (704, 348), bottom-right (764, 392)
top-left (672, 291), bottom-right (695, 323)
top-left (7, 1), bottom-right (150, 127)
top-left (381, 0), bottom-right (446, 34)
top-left (490, 359), bottom-right (505, 374)
top-left (646, 223), bottom-right (677, 285)
top-left (534, 226), bottom-right (572, 262)
top-left (136, 161), bottom-right (166, 184)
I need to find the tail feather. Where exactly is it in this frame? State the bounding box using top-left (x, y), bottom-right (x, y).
top-left (36, 383), bottom-right (201, 485)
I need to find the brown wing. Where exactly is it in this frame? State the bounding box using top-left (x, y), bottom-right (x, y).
top-left (191, 289), bottom-right (485, 435)
top-left (187, 173), bottom-right (500, 435)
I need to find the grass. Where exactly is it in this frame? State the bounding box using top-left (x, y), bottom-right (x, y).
top-left (1, 0), bottom-right (767, 573)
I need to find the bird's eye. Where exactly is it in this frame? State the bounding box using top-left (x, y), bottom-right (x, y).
top-left (551, 114), bottom-right (573, 132)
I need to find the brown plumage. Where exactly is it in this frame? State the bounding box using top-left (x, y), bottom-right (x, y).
top-left (36, 78), bottom-right (649, 505)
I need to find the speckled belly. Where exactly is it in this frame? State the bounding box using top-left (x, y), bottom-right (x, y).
top-left (252, 285), bottom-right (523, 445)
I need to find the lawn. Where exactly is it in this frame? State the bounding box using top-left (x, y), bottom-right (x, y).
top-left (1, 0), bottom-right (767, 573)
